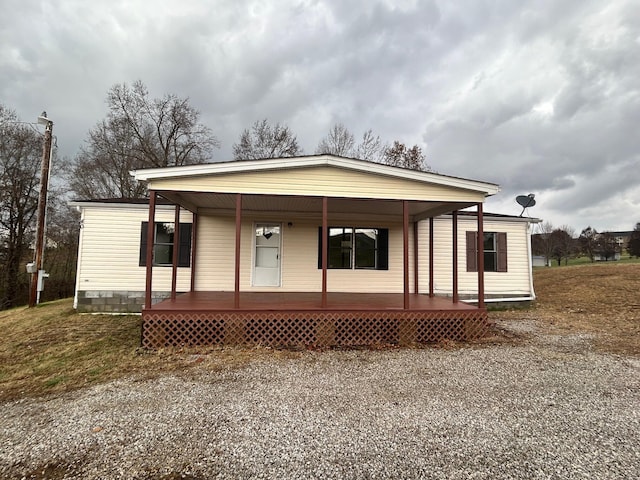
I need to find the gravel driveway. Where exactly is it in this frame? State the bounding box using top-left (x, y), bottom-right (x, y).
top-left (2, 321), bottom-right (639, 479)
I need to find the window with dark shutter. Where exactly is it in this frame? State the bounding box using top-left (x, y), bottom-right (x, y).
top-left (140, 221), bottom-right (149, 267)
top-left (496, 231), bottom-right (507, 272)
top-left (178, 223), bottom-right (192, 267)
top-left (466, 231), bottom-right (507, 273)
top-left (139, 222), bottom-right (192, 267)
top-left (466, 231), bottom-right (477, 272)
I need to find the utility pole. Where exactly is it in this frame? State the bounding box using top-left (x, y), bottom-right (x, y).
top-left (28, 113), bottom-right (53, 307)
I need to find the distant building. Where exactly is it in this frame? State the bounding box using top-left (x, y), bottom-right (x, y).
top-left (532, 255), bottom-right (550, 267)
top-left (609, 231), bottom-right (633, 251)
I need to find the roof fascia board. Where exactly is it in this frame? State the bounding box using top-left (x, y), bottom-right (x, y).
top-left (325, 157), bottom-right (500, 195)
top-left (439, 213), bottom-right (542, 223)
top-left (68, 201), bottom-right (176, 211)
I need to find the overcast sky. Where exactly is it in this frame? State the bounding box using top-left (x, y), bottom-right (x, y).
top-left (1, 0), bottom-right (639, 232)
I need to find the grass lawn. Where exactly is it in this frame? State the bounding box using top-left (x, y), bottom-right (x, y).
top-left (2, 262), bottom-right (638, 401)
top-left (495, 262), bottom-right (640, 356)
top-left (0, 300), bottom-right (296, 402)
top-left (542, 254), bottom-right (640, 268)
top-left (0, 300), bottom-right (143, 400)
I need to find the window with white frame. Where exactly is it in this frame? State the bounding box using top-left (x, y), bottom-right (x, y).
top-left (319, 227), bottom-right (388, 270)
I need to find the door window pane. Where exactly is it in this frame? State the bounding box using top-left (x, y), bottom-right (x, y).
top-left (256, 224), bottom-right (280, 246)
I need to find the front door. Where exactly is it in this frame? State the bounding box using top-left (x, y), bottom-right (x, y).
top-left (253, 223), bottom-right (281, 286)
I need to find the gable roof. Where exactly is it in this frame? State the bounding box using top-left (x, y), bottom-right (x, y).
top-left (131, 154), bottom-right (500, 197)
top-left (127, 155), bottom-right (502, 221)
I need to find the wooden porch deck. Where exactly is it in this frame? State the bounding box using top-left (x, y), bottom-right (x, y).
top-left (141, 292), bottom-right (489, 349)
top-left (147, 291), bottom-right (479, 312)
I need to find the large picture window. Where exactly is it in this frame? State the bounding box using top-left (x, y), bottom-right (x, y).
top-left (139, 222), bottom-right (192, 267)
top-left (319, 227), bottom-right (388, 270)
top-left (466, 231), bottom-right (507, 272)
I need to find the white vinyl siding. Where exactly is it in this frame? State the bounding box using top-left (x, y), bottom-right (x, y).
top-left (76, 205), bottom-right (192, 292)
top-left (194, 216), bottom-right (236, 291)
top-left (419, 216), bottom-right (532, 297)
top-left (149, 166), bottom-right (485, 203)
top-left (73, 203), bottom-right (532, 302)
top-left (195, 216), bottom-right (408, 293)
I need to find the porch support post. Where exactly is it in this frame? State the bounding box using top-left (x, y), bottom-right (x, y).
top-left (321, 196), bottom-right (328, 308)
top-left (413, 221), bottom-right (419, 294)
top-left (171, 205), bottom-right (180, 301)
top-left (234, 193), bottom-right (242, 309)
top-left (403, 200), bottom-right (410, 309)
top-left (144, 191), bottom-right (157, 309)
top-left (452, 209), bottom-right (459, 303)
top-left (477, 202), bottom-right (485, 308)
top-left (190, 212), bottom-right (198, 292)
top-left (429, 217), bottom-right (434, 297)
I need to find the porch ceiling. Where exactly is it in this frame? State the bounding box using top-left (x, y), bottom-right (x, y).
top-left (158, 190), bottom-right (476, 221)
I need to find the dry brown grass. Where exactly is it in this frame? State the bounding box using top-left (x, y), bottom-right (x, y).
top-left (492, 262), bottom-right (640, 355)
top-left (0, 300), bottom-right (300, 402)
top-left (2, 263), bottom-right (637, 401)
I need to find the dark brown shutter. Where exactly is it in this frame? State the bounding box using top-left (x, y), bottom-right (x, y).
top-left (178, 223), bottom-right (192, 267)
top-left (497, 232), bottom-right (508, 272)
top-left (139, 222), bottom-right (149, 266)
top-left (466, 231), bottom-right (478, 272)
top-left (318, 227), bottom-right (323, 269)
top-left (377, 228), bottom-right (389, 270)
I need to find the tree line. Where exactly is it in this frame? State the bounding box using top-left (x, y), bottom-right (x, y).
top-left (532, 223), bottom-right (640, 266)
top-left (1, 81), bottom-right (431, 309)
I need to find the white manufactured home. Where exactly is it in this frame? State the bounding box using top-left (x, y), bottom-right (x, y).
top-left (70, 155), bottom-right (539, 348)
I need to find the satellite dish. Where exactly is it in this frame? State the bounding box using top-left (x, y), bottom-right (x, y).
top-left (516, 193), bottom-right (536, 217)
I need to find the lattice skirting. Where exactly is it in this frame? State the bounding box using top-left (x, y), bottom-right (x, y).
top-left (141, 310), bottom-right (490, 349)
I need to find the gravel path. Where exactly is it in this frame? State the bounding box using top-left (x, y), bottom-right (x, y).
top-left (2, 322), bottom-right (639, 479)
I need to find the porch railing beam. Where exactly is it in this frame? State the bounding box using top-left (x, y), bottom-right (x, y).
top-left (144, 191), bottom-right (157, 309)
top-left (477, 202), bottom-right (485, 308)
top-left (321, 196), bottom-right (328, 308)
top-left (413, 221), bottom-right (419, 294)
top-left (429, 217), bottom-right (434, 297)
top-left (190, 212), bottom-right (198, 292)
top-left (234, 193), bottom-right (242, 309)
top-left (452, 209), bottom-right (459, 303)
top-left (403, 200), bottom-right (410, 309)
top-left (171, 204), bottom-right (180, 301)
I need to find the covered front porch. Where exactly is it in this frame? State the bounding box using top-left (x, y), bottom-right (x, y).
top-left (142, 291), bottom-right (489, 348)
top-left (134, 156), bottom-right (500, 349)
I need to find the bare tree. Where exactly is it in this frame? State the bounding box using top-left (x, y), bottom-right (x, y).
top-left (595, 231), bottom-right (620, 261)
top-left (41, 198), bottom-right (80, 302)
top-left (532, 221), bottom-right (555, 266)
top-left (578, 226), bottom-right (598, 262)
top-left (354, 129), bottom-right (384, 162)
top-left (69, 80), bottom-right (219, 199)
top-left (382, 141), bottom-right (431, 171)
top-left (550, 225), bottom-right (576, 266)
top-left (316, 125), bottom-right (386, 162)
top-left (316, 123), bottom-right (355, 156)
top-left (68, 117), bottom-right (145, 199)
top-left (233, 119), bottom-right (302, 160)
top-left (0, 105), bottom-right (42, 308)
